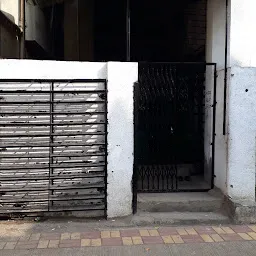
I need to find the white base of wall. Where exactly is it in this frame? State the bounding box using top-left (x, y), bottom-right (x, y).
top-left (227, 66), bottom-right (256, 201)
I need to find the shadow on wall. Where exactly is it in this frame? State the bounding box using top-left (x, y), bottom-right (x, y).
top-left (0, 10), bottom-right (15, 24)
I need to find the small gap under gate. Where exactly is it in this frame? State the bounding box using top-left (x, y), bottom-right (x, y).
top-left (0, 79), bottom-right (108, 218)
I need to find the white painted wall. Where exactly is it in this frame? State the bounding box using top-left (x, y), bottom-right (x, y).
top-left (206, 0), bottom-right (227, 193)
top-left (107, 62), bottom-right (138, 218)
top-left (206, 0), bottom-right (256, 200)
top-left (0, 60), bottom-right (107, 79)
top-left (229, 0), bottom-right (256, 67)
top-left (225, 0), bottom-right (256, 200)
top-left (0, 0), bottom-right (19, 25)
top-left (0, 60), bottom-right (137, 217)
top-left (227, 67), bottom-right (256, 200)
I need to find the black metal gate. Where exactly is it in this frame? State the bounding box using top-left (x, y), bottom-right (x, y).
top-left (0, 79), bottom-right (107, 218)
top-left (134, 62), bottom-right (216, 194)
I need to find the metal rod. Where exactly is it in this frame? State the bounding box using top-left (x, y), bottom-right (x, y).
top-left (126, 0), bottom-right (131, 61)
top-left (0, 183), bottom-right (105, 193)
top-left (211, 64), bottom-right (217, 189)
top-left (0, 112), bottom-right (105, 115)
top-left (77, 0), bottom-right (80, 60)
top-left (49, 82), bottom-right (54, 209)
top-left (132, 62), bottom-right (217, 65)
top-left (223, 0), bottom-right (229, 135)
top-left (0, 153), bottom-right (105, 158)
top-left (0, 132), bottom-right (105, 137)
top-left (18, 0), bottom-right (25, 59)
top-left (0, 194), bottom-right (104, 203)
top-left (0, 79), bottom-right (106, 83)
top-left (0, 101), bottom-right (105, 104)
top-left (0, 173), bottom-right (105, 181)
top-left (0, 163), bottom-right (105, 170)
top-left (0, 206), bottom-right (105, 214)
top-left (133, 82), bottom-right (139, 214)
top-left (0, 90), bottom-right (106, 94)
top-left (0, 142), bottom-right (105, 148)
top-left (0, 122), bottom-right (106, 126)
top-left (104, 81), bottom-right (108, 218)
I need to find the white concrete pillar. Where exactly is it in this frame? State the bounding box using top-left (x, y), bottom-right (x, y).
top-left (107, 62), bottom-right (138, 218)
top-left (226, 0), bottom-right (256, 201)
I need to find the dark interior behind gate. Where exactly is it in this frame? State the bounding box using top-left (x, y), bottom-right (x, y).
top-left (134, 63), bottom-right (215, 193)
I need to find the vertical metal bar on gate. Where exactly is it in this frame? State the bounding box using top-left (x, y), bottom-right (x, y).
top-left (133, 82), bottom-right (139, 213)
top-left (126, 0), bottom-right (131, 61)
top-left (211, 64), bottom-right (217, 189)
top-left (49, 82), bottom-right (54, 209)
top-left (104, 80), bottom-right (108, 219)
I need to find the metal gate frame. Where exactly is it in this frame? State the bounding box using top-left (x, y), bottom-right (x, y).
top-left (133, 62), bottom-right (217, 213)
top-left (0, 79), bottom-right (108, 218)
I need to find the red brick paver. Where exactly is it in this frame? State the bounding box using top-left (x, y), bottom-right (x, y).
top-left (81, 231), bottom-right (101, 239)
top-left (158, 227), bottom-right (178, 235)
top-left (142, 236), bottom-right (164, 244)
top-left (102, 238), bottom-right (123, 246)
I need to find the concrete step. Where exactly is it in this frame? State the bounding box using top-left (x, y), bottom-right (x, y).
top-left (131, 211), bottom-right (230, 226)
top-left (138, 192), bottom-right (224, 212)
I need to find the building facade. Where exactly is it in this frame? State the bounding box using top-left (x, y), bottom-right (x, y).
top-left (0, 0), bottom-right (255, 221)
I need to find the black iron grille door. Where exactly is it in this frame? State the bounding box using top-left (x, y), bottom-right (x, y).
top-left (134, 63), bottom-right (216, 193)
top-left (0, 79), bottom-right (107, 218)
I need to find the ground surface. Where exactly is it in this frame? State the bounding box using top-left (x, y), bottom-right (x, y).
top-left (1, 220), bottom-right (256, 255)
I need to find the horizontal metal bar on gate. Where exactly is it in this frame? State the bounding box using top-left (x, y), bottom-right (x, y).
top-left (0, 152), bottom-right (105, 158)
top-left (0, 100), bottom-right (105, 104)
top-left (0, 132), bottom-right (105, 137)
top-left (138, 62), bottom-right (216, 65)
top-left (0, 205), bottom-right (105, 214)
top-left (0, 79), bottom-right (107, 83)
top-left (0, 173), bottom-right (105, 181)
top-left (0, 122), bottom-right (105, 126)
top-left (0, 90), bottom-right (106, 94)
top-left (50, 184), bottom-right (105, 190)
top-left (0, 194), bottom-right (105, 203)
top-left (0, 111), bottom-right (105, 115)
top-left (0, 183), bottom-right (105, 192)
top-left (0, 142), bottom-right (105, 148)
top-left (0, 163), bottom-right (105, 170)
top-left (137, 189), bottom-right (211, 193)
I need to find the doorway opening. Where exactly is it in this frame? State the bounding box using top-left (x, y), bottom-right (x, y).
top-left (127, 0), bottom-right (215, 193)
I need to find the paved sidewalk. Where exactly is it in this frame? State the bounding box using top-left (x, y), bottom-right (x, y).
top-left (1, 223), bottom-right (256, 251)
top-left (1, 242), bottom-right (256, 256)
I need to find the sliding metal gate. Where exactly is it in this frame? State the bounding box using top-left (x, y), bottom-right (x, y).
top-left (0, 79), bottom-right (107, 218)
top-left (134, 62), bottom-right (216, 194)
